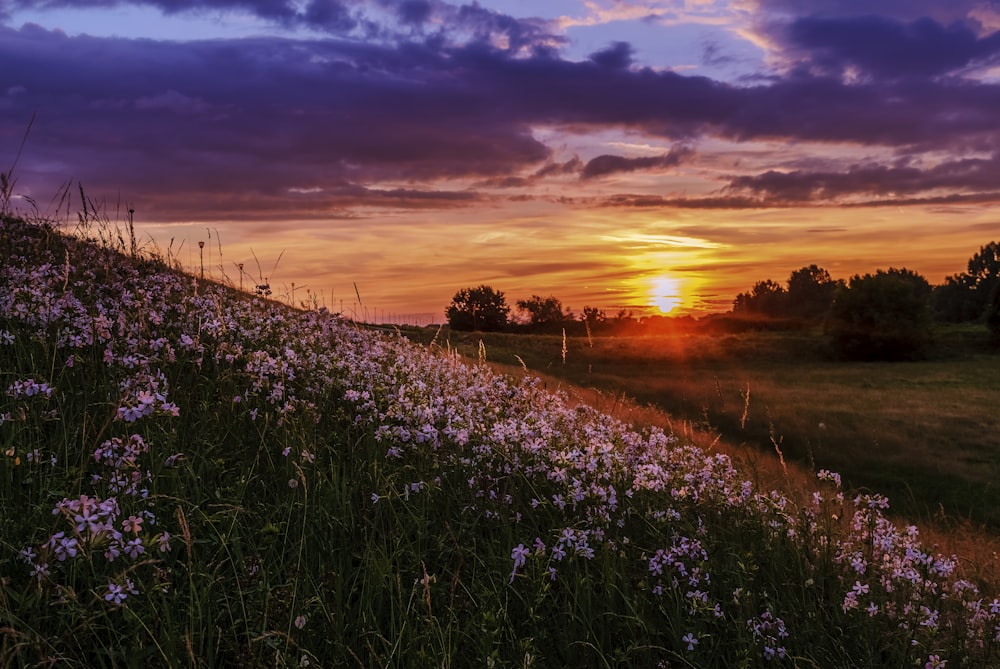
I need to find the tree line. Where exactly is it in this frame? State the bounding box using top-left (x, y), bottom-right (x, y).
top-left (445, 287), bottom-right (632, 335)
top-left (445, 241), bottom-right (1000, 359)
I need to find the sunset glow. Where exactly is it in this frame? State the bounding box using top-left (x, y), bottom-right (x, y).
top-left (3, 2), bottom-right (999, 322)
top-left (651, 275), bottom-right (684, 314)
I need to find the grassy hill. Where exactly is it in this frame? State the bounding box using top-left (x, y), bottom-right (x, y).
top-left (2, 214), bottom-right (1000, 667)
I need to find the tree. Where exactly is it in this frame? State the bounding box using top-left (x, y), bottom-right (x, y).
top-left (931, 274), bottom-right (978, 322)
top-left (987, 279), bottom-right (1000, 343)
top-left (931, 241), bottom-right (1000, 322)
top-left (516, 295), bottom-right (571, 329)
top-left (581, 306), bottom-right (607, 325)
top-left (733, 279), bottom-right (787, 316)
top-left (786, 265), bottom-right (840, 318)
top-left (825, 268), bottom-right (932, 360)
top-left (445, 285), bottom-right (510, 332)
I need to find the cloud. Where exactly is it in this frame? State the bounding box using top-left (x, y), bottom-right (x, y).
top-left (534, 158), bottom-right (583, 178)
top-left (6, 0), bottom-right (562, 46)
top-left (396, 0), bottom-right (432, 25)
top-left (0, 25), bottom-right (552, 218)
top-left (581, 146), bottom-right (693, 179)
top-left (6, 6), bottom-right (1000, 222)
top-left (781, 15), bottom-right (1000, 79)
top-left (753, 0), bottom-right (984, 24)
top-left (589, 41), bottom-right (634, 69)
top-left (727, 154), bottom-right (1000, 202)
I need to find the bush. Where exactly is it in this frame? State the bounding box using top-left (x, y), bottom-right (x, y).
top-left (825, 268), bottom-right (932, 360)
top-left (987, 280), bottom-right (1000, 343)
top-left (446, 285), bottom-right (510, 332)
top-left (931, 241), bottom-right (1000, 323)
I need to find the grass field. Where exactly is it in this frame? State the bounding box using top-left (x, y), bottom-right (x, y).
top-left (5, 213), bottom-right (1000, 667)
top-left (406, 325), bottom-right (1000, 529)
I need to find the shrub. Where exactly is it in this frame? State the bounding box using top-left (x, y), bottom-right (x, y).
top-left (931, 241), bottom-right (1000, 323)
top-left (445, 285), bottom-right (510, 331)
top-left (825, 268), bottom-right (932, 360)
top-left (987, 279), bottom-right (1000, 343)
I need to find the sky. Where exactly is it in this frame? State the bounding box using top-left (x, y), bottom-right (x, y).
top-left (3, 0), bottom-right (1000, 322)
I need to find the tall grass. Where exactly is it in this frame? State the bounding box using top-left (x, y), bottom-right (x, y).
top-left (1, 213), bottom-right (999, 667)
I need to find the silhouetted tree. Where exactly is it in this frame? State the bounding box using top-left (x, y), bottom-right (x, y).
top-left (825, 268), bottom-right (932, 360)
top-left (733, 279), bottom-right (787, 316)
top-left (931, 241), bottom-right (1000, 322)
top-left (446, 285), bottom-right (510, 332)
top-left (581, 306), bottom-right (607, 325)
top-left (932, 274), bottom-right (979, 322)
top-left (786, 265), bottom-right (840, 318)
top-left (517, 295), bottom-right (571, 329)
top-left (986, 279), bottom-right (1000, 343)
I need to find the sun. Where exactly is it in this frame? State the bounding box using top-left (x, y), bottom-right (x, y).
top-left (650, 275), bottom-right (683, 314)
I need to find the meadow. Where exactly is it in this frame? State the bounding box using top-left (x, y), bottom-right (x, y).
top-left (421, 326), bottom-right (1000, 531)
top-left (3, 213), bottom-right (1000, 667)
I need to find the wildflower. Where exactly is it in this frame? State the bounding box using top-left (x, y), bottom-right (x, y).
top-left (156, 532), bottom-right (171, 553)
top-left (124, 537), bottom-right (145, 559)
top-left (105, 582), bottom-right (127, 605)
top-left (294, 615), bottom-right (307, 629)
top-left (122, 515), bottom-right (143, 534)
top-left (29, 561), bottom-right (50, 581)
top-left (509, 543), bottom-right (530, 583)
top-left (925, 655), bottom-right (946, 669)
top-left (51, 533), bottom-right (79, 561)
top-left (75, 507), bottom-right (104, 534)
top-left (681, 632), bottom-right (698, 651)
top-left (764, 646), bottom-right (787, 660)
top-left (817, 469), bottom-right (842, 487)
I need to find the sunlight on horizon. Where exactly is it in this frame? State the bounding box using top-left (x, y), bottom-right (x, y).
top-left (650, 274), bottom-right (684, 314)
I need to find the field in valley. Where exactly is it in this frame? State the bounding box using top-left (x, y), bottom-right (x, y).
top-left (407, 325), bottom-right (1000, 530)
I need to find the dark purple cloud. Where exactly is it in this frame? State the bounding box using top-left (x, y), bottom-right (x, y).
top-left (6, 3), bottom-right (1000, 220)
top-left (396, 0), bottom-right (431, 25)
top-left (10, 0), bottom-right (306, 22)
top-left (755, 0), bottom-right (985, 24)
top-left (0, 25), bottom-right (551, 217)
top-left (6, 0), bottom-right (559, 43)
top-left (534, 158), bottom-right (583, 179)
top-left (581, 146), bottom-right (693, 179)
top-left (589, 41), bottom-right (633, 69)
top-left (783, 15), bottom-right (1000, 79)
top-left (727, 154), bottom-right (1000, 202)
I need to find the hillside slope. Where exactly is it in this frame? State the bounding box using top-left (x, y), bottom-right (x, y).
top-left (1, 215), bottom-right (998, 667)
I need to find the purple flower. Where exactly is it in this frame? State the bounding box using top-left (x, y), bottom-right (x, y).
top-left (509, 543), bottom-right (530, 583)
top-left (105, 582), bottom-right (127, 605)
top-left (125, 538), bottom-right (145, 559)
